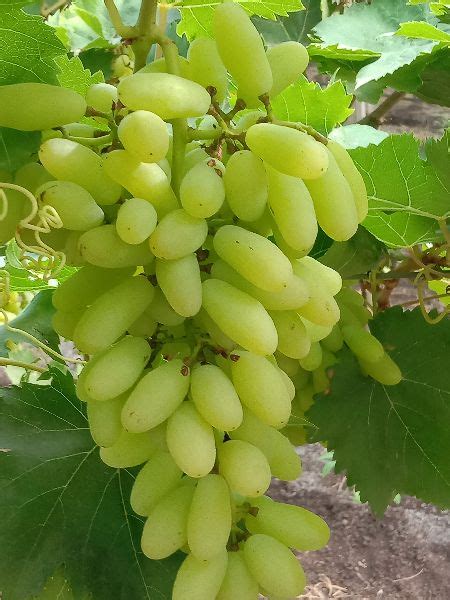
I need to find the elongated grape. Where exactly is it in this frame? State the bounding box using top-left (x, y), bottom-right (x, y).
top-left (14, 162), bottom-right (52, 194)
top-left (321, 324), bottom-right (344, 353)
top-left (341, 324), bottom-right (384, 362)
top-left (188, 37), bottom-right (228, 102)
top-left (298, 341), bottom-right (323, 371)
top-left (301, 318), bottom-right (332, 343)
top-left (202, 279), bottom-right (278, 356)
top-left (213, 225), bottom-right (292, 292)
top-left (267, 41), bottom-right (309, 98)
top-left (172, 549), bottom-right (228, 600)
top-left (246, 123), bottom-right (329, 180)
top-left (38, 138), bottom-right (121, 205)
top-left (122, 359), bottom-right (190, 432)
top-left (146, 288), bottom-right (186, 327)
top-left (118, 73), bottom-right (211, 118)
top-left (99, 429), bottom-right (158, 468)
top-left (87, 393), bottom-right (127, 448)
top-left (224, 150), bottom-right (267, 222)
top-left (52, 309), bottom-right (82, 339)
top-left (180, 161), bottom-right (225, 218)
top-left (217, 550), bottom-right (259, 600)
top-left (183, 146), bottom-right (210, 175)
top-left (190, 364), bottom-right (243, 431)
top-left (275, 352), bottom-right (300, 378)
top-left (293, 261), bottom-right (341, 327)
top-left (194, 309), bottom-right (235, 352)
top-left (116, 198), bottom-right (157, 245)
top-left (118, 110), bottom-right (169, 163)
top-left (102, 150), bottom-right (178, 217)
top-left (86, 82), bottom-right (117, 112)
top-left (219, 440), bottom-right (271, 497)
top-left (130, 450), bottom-right (183, 516)
top-left (359, 352), bottom-right (402, 385)
top-left (0, 83), bottom-right (86, 131)
top-left (243, 534), bottom-right (306, 597)
top-left (298, 255), bottom-right (342, 296)
top-left (267, 166), bottom-right (318, 254)
top-left (139, 56), bottom-right (190, 78)
top-left (73, 276), bottom-right (154, 353)
top-left (270, 311), bottom-right (311, 359)
top-left (149, 209), bottom-right (207, 259)
top-left (156, 254), bottom-right (202, 317)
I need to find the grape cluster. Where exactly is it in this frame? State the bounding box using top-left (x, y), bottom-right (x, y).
top-left (0, 2), bottom-right (402, 598)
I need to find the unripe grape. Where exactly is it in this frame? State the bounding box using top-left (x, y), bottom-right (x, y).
top-left (187, 37), bottom-right (228, 102)
top-left (52, 309), bottom-right (82, 340)
top-left (183, 146), bottom-right (210, 175)
top-left (274, 352), bottom-right (300, 378)
top-left (146, 287), bottom-right (186, 327)
top-left (116, 198), bottom-right (157, 245)
top-left (87, 393), bottom-right (127, 448)
top-left (156, 254), bottom-right (202, 317)
top-left (359, 352), bottom-right (402, 385)
top-left (86, 82), bottom-right (118, 113)
top-left (149, 209), bottom-right (208, 259)
top-left (0, 189), bottom-right (27, 244)
top-left (218, 440), bottom-right (271, 497)
top-left (298, 256), bottom-right (342, 296)
top-left (194, 309), bottom-right (236, 352)
top-left (224, 150), bottom-right (268, 222)
top-left (99, 429), bottom-right (158, 468)
top-left (172, 549), bottom-right (228, 600)
top-left (299, 342), bottom-right (323, 371)
top-left (180, 161), bottom-right (225, 218)
top-left (217, 550), bottom-right (259, 600)
top-left (341, 325), bottom-right (385, 363)
top-left (269, 311), bottom-right (311, 359)
top-left (139, 55), bottom-right (190, 78)
top-left (321, 324), bottom-right (344, 353)
top-left (293, 260), bottom-right (341, 327)
top-left (267, 41), bottom-right (309, 97)
top-left (118, 110), bottom-right (169, 163)
top-left (14, 162), bottom-right (52, 194)
top-left (301, 318), bottom-right (333, 343)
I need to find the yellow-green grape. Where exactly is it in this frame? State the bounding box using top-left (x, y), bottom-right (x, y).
top-left (0, 83), bottom-right (86, 131)
top-left (187, 37), bottom-right (228, 102)
top-left (301, 318), bottom-right (332, 343)
top-left (146, 288), bottom-right (186, 327)
top-left (341, 324), bottom-right (384, 363)
top-left (359, 352), bottom-right (402, 385)
top-left (116, 198), bottom-right (157, 245)
top-left (233, 109), bottom-right (265, 133)
top-left (213, 3), bottom-right (272, 106)
top-left (73, 276), bottom-right (154, 353)
top-left (224, 150), bottom-right (267, 222)
top-left (266, 165), bottom-right (318, 255)
top-left (190, 364), bottom-right (243, 431)
top-left (267, 41), bottom-right (309, 98)
top-left (38, 138), bottom-right (121, 206)
top-left (187, 474), bottom-right (232, 561)
top-left (180, 161), bottom-right (225, 219)
top-left (246, 123), bottom-right (329, 180)
top-left (269, 311), bottom-right (311, 359)
top-left (102, 150), bottom-right (178, 217)
top-left (62, 230), bottom-right (86, 266)
top-left (213, 225), bottom-right (293, 292)
top-left (293, 368), bottom-right (311, 392)
top-left (312, 365), bottom-right (330, 394)
top-left (141, 482), bottom-right (195, 559)
top-left (247, 496), bottom-right (330, 551)
top-left (338, 303), bottom-right (366, 328)
top-left (217, 550), bottom-right (259, 600)
top-left (139, 55), bottom-right (190, 78)
top-left (336, 286), bottom-right (364, 307)
top-left (194, 309), bottom-right (236, 352)
top-left (14, 162), bottom-right (52, 193)
top-left (118, 73), bottom-right (211, 119)
top-left (275, 352), bottom-right (300, 378)
top-left (202, 279), bottom-right (278, 356)
top-left (61, 122), bottom-right (97, 139)
top-left (117, 110), bottom-right (169, 163)
top-left (278, 366), bottom-right (295, 401)
top-left (86, 82), bottom-right (117, 113)
top-left (293, 261), bottom-right (341, 327)
top-left (230, 408), bottom-right (301, 481)
top-left (122, 359), bottom-right (190, 432)
top-left (130, 450), bottom-right (183, 516)
top-left (158, 157), bottom-right (171, 181)
top-left (52, 309), bottom-right (83, 340)
top-left (297, 256), bottom-right (342, 297)
top-left (327, 139), bottom-right (368, 222)
top-left (299, 341), bottom-right (323, 372)
top-left (183, 146), bottom-right (210, 175)
top-left (172, 549), bottom-right (228, 600)
top-left (156, 254), bottom-right (202, 317)
top-left (99, 429), bottom-right (158, 468)
top-left (231, 350), bottom-right (291, 428)
top-left (305, 149), bottom-right (359, 241)
top-left (149, 208), bottom-right (207, 259)
top-left (87, 393), bottom-right (126, 448)
top-left (244, 534), bottom-right (306, 597)
top-left (321, 324), bottom-right (344, 352)
top-left (128, 310), bottom-right (157, 338)
top-left (218, 440), bottom-right (271, 497)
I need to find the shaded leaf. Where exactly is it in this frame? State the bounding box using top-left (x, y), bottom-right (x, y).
top-left (329, 124), bottom-right (389, 149)
top-left (0, 129), bottom-right (40, 173)
top-left (254, 0), bottom-right (321, 46)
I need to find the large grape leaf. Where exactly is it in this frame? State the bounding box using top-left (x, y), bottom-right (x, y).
top-left (396, 20), bottom-right (450, 42)
top-left (254, 0), bottom-right (321, 46)
top-left (362, 212), bottom-right (442, 247)
top-left (56, 55), bottom-right (103, 97)
top-left (0, 129), bottom-right (40, 173)
top-left (308, 307), bottom-right (450, 515)
top-left (0, 368), bottom-right (181, 600)
top-left (415, 48), bottom-right (450, 106)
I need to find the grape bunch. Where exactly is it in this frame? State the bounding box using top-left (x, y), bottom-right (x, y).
top-left (0, 2), bottom-right (402, 598)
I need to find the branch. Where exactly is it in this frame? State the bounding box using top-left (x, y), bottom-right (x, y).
top-left (358, 91), bottom-right (405, 128)
top-left (104, 0), bottom-right (137, 38)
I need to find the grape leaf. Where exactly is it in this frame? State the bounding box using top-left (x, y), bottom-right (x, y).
top-left (328, 124), bottom-right (389, 149)
top-left (415, 48), bottom-right (450, 106)
top-left (307, 307), bottom-right (450, 515)
top-left (362, 212), bottom-right (442, 247)
top-left (0, 129), bottom-right (40, 173)
top-left (424, 129), bottom-right (450, 202)
top-left (396, 20), bottom-right (450, 42)
top-left (55, 55), bottom-right (103, 96)
top-left (254, 0), bottom-right (321, 46)
top-left (0, 367), bottom-right (181, 600)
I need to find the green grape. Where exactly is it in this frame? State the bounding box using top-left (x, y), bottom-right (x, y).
top-left (180, 161), bottom-right (225, 218)
top-left (213, 225), bottom-right (293, 292)
top-left (246, 123), bottom-right (329, 180)
top-left (187, 474), bottom-right (232, 561)
top-left (190, 364), bottom-right (243, 431)
top-left (86, 82), bottom-right (118, 113)
top-left (36, 181), bottom-right (104, 231)
top-left (194, 309), bottom-right (236, 352)
top-left (14, 162), bottom-right (52, 194)
top-left (155, 254), bottom-right (202, 317)
top-left (149, 208), bottom-right (208, 259)
top-left (232, 109), bottom-right (265, 133)
top-left (300, 318), bottom-right (332, 343)
top-left (298, 256), bottom-right (342, 296)
top-left (327, 139), bottom-right (368, 222)
top-left (247, 496), bottom-right (329, 551)
top-left (269, 311), bottom-right (311, 359)
top-left (341, 324), bottom-right (384, 363)
top-left (202, 279), bottom-right (278, 356)
top-left (217, 550), bottom-right (259, 600)
top-left (0, 83), bottom-right (86, 131)
top-left (61, 122), bottom-right (97, 139)
top-left (172, 549), bottom-right (228, 600)
top-left (130, 450), bottom-right (183, 516)
top-left (312, 365), bottom-right (330, 394)
top-left (128, 310), bottom-right (157, 337)
top-left (0, 189), bottom-right (27, 244)
top-left (141, 482), bottom-right (195, 559)
top-left (278, 367), bottom-right (295, 400)
top-left (187, 37), bottom-right (228, 102)
top-left (299, 342), bottom-right (323, 371)
top-left (38, 138), bottom-right (122, 206)
top-left (230, 408), bottom-right (301, 481)
top-left (73, 276), bottom-right (154, 354)
top-left (117, 110), bottom-right (169, 163)
top-left (99, 429), bottom-right (158, 468)
top-left (78, 224), bottom-right (154, 268)
top-left (359, 352), bottom-right (402, 385)
top-left (274, 352), bottom-right (300, 378)
top-left (267, 41), bottom-right (309, 98)
top-left (139, 55), bottom-right (190, 78)
top-left (292, 368), bottom-right (311, 392)
top-left (183, 146), bottom-right (210, 175)
top-left (305, 150), bottom-right (359, 241)
top-left (166, 402), bottom-right (216, 478)
top-left (293, 261), bottom-right (340, 327)
top-left (231, 350), bottom-right (291, 428)
top-left (87, 393), bottom-right (126, 448)
top-left (102, 150), bottom-right (178, 217)
top-left (158, 157), bottom-right (171, 181)
top-left (321, 324), bottom-right (344, 353)
top-left (224, 150), bottom-right (267, 222)
top-left (118, 73), bottom-right (212, 119)
top-left (122, 359), bottom-right (189, 432)
top-left (146, 288), bottom-right (186, 327)
top-left (266, 165), bottom-right (318, 255)
top-left (336, 286), bottom-right (364, 306)
top-left (218, 440), bottom-right (271, 497)
top-left (52, 309), bottom-right (82, 339)
top-left (213, 3), bottom-right (272, 106)
top-left (116, 198), bottom-right (157, 245)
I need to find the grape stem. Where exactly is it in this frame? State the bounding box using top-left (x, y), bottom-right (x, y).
top-left (0, 358), bottom-right (46, 374)
top-left (273, 119), bottom-right (329, 145)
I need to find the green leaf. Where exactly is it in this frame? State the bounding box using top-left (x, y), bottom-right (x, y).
top-left (329, 124), bottom-right (389, 149)
top-left (271, 75), bottom-right (353, 135)
top-left (424, 129), bottom-right (450, 203)
top-left (55, 55), bottom-right (103, 97)
top-left (307, 307), bottom-right (450, 515)
top-left (415, 48), bottom-right (450, 106)
top-left (396, 20), bottom-right (450, 43)
top-left (254, 0), bottom-right (321, 46)
top-left (0, 367), bottom-right (181, 599)
top-left (0, 129), bottom-right (40, 173)
top-left (362, 212), bottom-right (442, 247)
